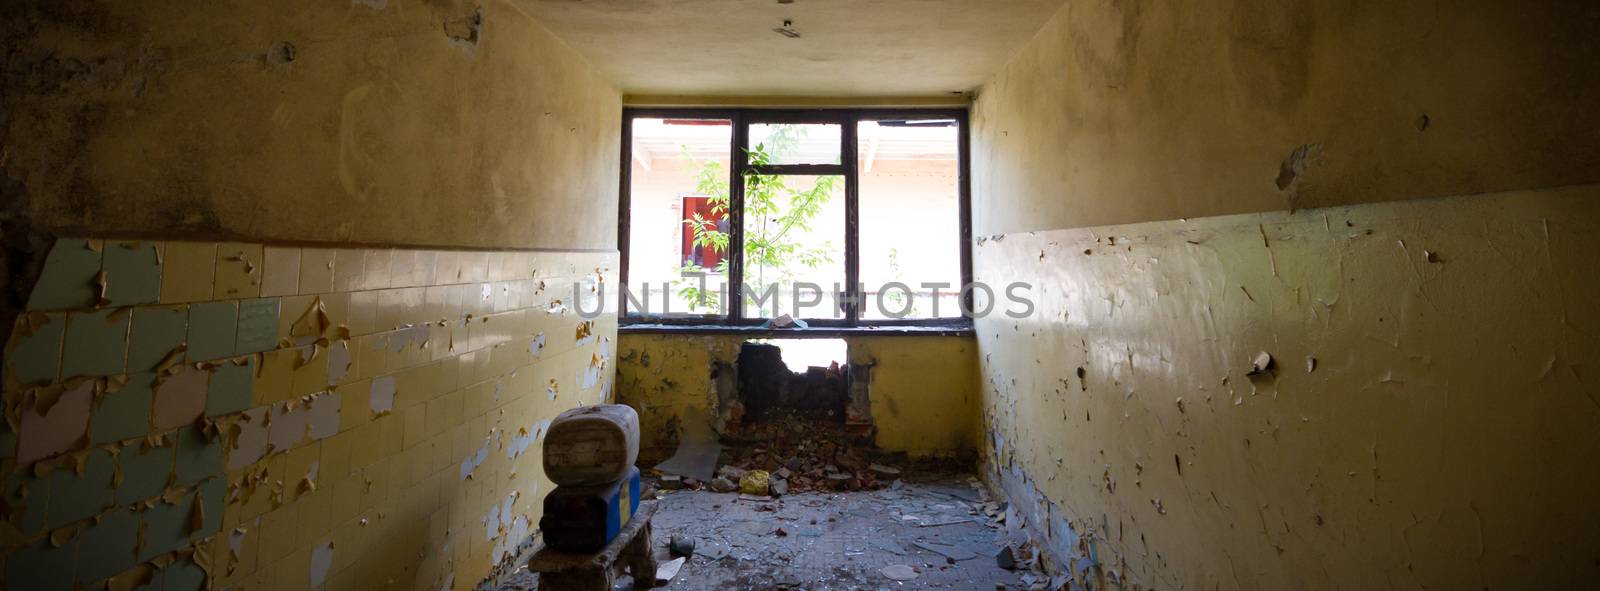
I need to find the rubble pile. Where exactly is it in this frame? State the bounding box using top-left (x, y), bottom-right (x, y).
top-left (657, 409), bottom-right (912, 496)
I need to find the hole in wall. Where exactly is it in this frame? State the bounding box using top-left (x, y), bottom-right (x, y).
top-left (733, 338), bottom-right (848, 428)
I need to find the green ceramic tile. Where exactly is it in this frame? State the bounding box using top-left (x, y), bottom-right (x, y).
top-left (127, 306), bottom-right (187, 373)
top-left (235, 297), bottom-right (280, 355)
top-left (4, 470), bottom-right (47, 534)
top-left (76, 506), bottom-right (139, 583)
top-left (163, 555), bottom-right (207, 591)
top-left (136, 488), bottom-right (194, 562)
top-left (115, 440), bottom-right (174, 505)
top-left (104, 241), bottom-right (162, 307)
top-left (197, 475), bottom-right (224, 537)
top-left (91, 373), bottom-right (154, 444)
top-left (174, 425), bottom-right (223, 486)
top-left (45, 447), bottom-right (114, 527)
top-left (8, 312), bottom-right (65, 386)
top-left (5, 535), bottom-right (76, 591)
top-left (186, 300), bottom-right (238, 363)
top-left (61, 308), bottom-right (130, 378)
top-left (27, 238), bottom-right (102, 311)
top-left (206, 357), bottom-right (255, 416)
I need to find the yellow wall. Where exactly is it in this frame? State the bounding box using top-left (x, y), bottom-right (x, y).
top-left (615, 334), bottom-right (979, 461)
top-left (0, 1), bottom-right (624, 589)
top-left (973, 0), bottom-right (1600, 236)
top-left (2, 240), bottom-right (617, 590)
top-left (971, 0), bottom-right (1600, 588)
top-left (1, 0), bottom-right (620, 250)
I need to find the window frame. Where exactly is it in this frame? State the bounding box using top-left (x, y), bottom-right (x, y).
top-left (618, 107), bottom-right (972, 332)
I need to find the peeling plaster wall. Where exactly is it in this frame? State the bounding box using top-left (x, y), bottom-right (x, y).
top-left (971, 1), bottom-right (1600, 588)
top-left (2, 239), bottom-right (617, 590)
top-left (614, 334), bottom-right (979, 462)
top-left (973, 0), bottom-right (1600, 236)
top-left (0, 1), bottom-right (624, 589)
top-left (0, 0), bottom-right (621, 250)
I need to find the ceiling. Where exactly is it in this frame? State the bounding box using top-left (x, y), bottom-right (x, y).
top-left (521, 0), bottom-right (1068, 97)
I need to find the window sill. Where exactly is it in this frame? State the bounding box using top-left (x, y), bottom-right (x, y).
top-left (617, 321), bottom-right (973, 337)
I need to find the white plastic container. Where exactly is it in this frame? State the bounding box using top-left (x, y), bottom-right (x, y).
top-left (543, 404), bottom-right (640, 486)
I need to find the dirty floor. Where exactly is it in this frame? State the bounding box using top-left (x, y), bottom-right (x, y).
top-left (499, 477), bottom-right (1038, 590)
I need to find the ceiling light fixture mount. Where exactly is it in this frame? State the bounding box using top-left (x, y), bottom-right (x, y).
top-left (773, 19), bottom-right (801, 38)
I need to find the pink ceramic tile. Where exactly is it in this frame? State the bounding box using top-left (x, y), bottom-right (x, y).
top-left (17, 380), bottom-right (95, 464)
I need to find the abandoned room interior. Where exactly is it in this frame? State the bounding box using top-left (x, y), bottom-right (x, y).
top-left (1, 0), bottom-right (1597, 589)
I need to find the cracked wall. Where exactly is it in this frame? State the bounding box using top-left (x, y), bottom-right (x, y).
top-left (970, 0), bottom-right (1600, 588)
top-left (2, 239), bottom-right (618, 590)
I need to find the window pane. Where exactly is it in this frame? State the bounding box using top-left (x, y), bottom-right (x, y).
top-left (857, 119), bottom-right (962, 319)
top-left (747, 123), bottom-right (842, 166)
top-left (741, 174), bottom-right (846, 319)
top-left (627, 117), bottom-right (731, 316)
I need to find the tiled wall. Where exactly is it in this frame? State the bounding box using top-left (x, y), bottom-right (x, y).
top-left (2, 238), bottom-right (618, 591)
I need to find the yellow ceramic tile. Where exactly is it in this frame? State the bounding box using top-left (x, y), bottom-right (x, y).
top-left (278, 294), bottom-right (316, 344)
top-left (388, 249), bottom-right (416, 289)
top-left (215, 242), bottom-right (264, 299)
top-left (298, 488), bottom-right (335, 540)
top-left (413, 251), bottom-right (439, 288)
top-left (378, 414), bottom-right (405, 457)
top-left (260, 246), bottom-right (301, 297)
top-left (318, 291), bottom-right (350, 336)
top-left (257, 501), bottom-right (302, 564)
top-left (290, 344), bottom-right (331, 397)
top-left (434, 251), bottom-right (462, 285)
top-left (346, 290), bottom-right (378, 336)
top-left (161, 241), bottom-right (217, 304)
top-left (401, 405), bottom-right (426, 450)
top-left (460, 252), bottom-right (488, 283)
top-left (344, 421), bottom-right (381, 472)
top-left (352, 334), bottom-right (387, 381)
top-left (363, 249), bottom-right (392, 291)
top-left (282, 442), bottom-right (321, 504)
top-left (254, 347), bottom-right (300, 406)
top-left (298, 248), bottom-right (336, 294)
top-left (319, 431), bottom-right (354, 483)
top-left (269, 545), bottom-right (312, 591)
top-left (332, 249), bottom-right (366, 293)
top-left (327, 476), bottom-right (363, 530)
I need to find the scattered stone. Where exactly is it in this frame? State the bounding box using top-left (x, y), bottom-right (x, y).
top-left (716, 465), bottom-right (747, 481)
top-left (655, 556), bottom-right (686, 585)
top-left (770, 477), bottom-right (789, 497)
top-left (881, 564), bottom-right (920, 581)
top-left (660, 474), bottom-right (684, 490)
top-left (996, 546), bottom-right (1017, 570)
top-left (669, 536), bottom-right (696, 558)
top-left (739, 470), bottom-right (770, 495)
top-left (708, 477), bottom-right (737, 493)
top-left (868, 463), bottom-right (901, 477)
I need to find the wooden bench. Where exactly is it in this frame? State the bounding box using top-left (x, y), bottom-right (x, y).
top-left (528, 500), bottom-right (659, 590)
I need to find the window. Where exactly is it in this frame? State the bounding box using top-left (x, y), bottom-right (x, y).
top-left (619, 109), bottom-right (970, 328)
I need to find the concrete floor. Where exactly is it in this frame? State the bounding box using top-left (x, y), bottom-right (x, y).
top-left (500, 477), bottom-right (1039, 590)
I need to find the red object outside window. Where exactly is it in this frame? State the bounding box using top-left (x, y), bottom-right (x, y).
top-left (681, 196), bottom-right (725, 270)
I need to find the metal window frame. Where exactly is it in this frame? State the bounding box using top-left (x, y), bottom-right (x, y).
top-left (618, 107), bottom-right (972, 331)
